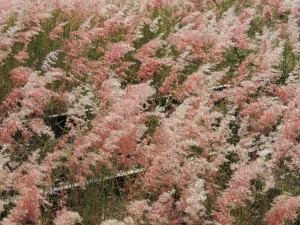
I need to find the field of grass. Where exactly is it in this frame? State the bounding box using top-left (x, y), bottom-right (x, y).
top-left (0, 0), bottom-right (300, 224)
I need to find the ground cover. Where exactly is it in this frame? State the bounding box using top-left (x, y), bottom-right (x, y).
top-left (0, 0), bottom-right (300, 224)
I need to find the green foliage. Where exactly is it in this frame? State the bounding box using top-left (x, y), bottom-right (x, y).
top-left (226, 160), bottom-right (300, 225)
top-left (44, 116), bottom-right (68, 139)
top-left (277, 161), bottom-right (300, 195)
top-left (145, 93), bottom-right (181, 115)
top-left (151, 65), bottom-right (171, 90)
top-left (134, 9), bottom-right (181, 49)
top-left (42, 167), bottom-right (130, 224)
top-left (85, 25), bottom-right (127, 60)
top-left (0, 11), bottom-right (80, 104)
top-left (216, 47), bottom-right (253, 83)
top-left (133, 24), bottom-right (156, 49)
top-left (219, 0), bottom-right (236, 12)
top-left (84, 39), bottom-right (105, 60)
top-left (227, 120), bottom-right (240, 145)
top-left (67, 174), bottom-right (127, 224)
top-left (26, 10), bottom-right (82, 72)
top-left (0, 43), bottom-right (22, 104)
top-left (215, 152), bottom-right (239, 190)
top-left (27, 14), bottom-right (62, 69)
top-left (276, 43), bottom-right (297, 85)
top-left (174, 59), bottom-right (203, 87)
top-left (121, 53), bottom-right (140, 86)
top-left (149, 9), bottom-right (177, 35)
top-left (230, 188), bottom-right (280, 225)
top-left (285, 211), bottom-right (300, 225)
top-left (43, 97), bottom-right (68, 116)
top-left (33, 135), bottom-right (58, 163)
top-left (45, 78), bottom-right (74, 93)
top-left (0, 202), bottom-right (15, 221)
top-left (2, 2), bottom-right (300, 224)
top-left (181, 59), bottom-right (202, 76)
top-left (10, 131), bottom-right (58, 163)
top-left (142, 115), bottom-right (160, 139)
top-left (191, 145), bottom-right (203, 155)
top-left (188, 145), bottom-right (203, 159)
top-left (214, 98), bottom-right (229, 115)
top-left (248, 16), bottom-right (269, 38)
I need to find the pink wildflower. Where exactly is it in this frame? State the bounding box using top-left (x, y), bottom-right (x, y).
top-left (104, 42), bottom-right (134, 65)
top-left (14, 49), bottom-right (29, 63)
top-left (10, 67), bottom-right (33, 85)
top-left (54, 208), bottom-right (82, 225)
top-left (264, 195), bottom-right (300, 225)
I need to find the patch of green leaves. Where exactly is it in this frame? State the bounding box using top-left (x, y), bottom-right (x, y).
top-left (227, 120), bottom-right (240, 145)
top-left (276, 43), bottom-right (297, 85)
top-left (142, 115), bottom-right (160, 140)
top-left (231, 187), bottom-right (280, 225)
top-left (67, 171), bottom-right (127, 224)
top-left (214, 98), bottom-right (229, 115)
top-left (0, 42), bottom-right (23, 104)
top-left (215, 152), bottom-right (239, 190)
top-left (216, 47), bottom-right (253, 83)
top-left (151, 65), bottom-right (171, 90)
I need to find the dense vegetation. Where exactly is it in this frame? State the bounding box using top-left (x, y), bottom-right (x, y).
top-left (0, 0), bottom-right (300, 224)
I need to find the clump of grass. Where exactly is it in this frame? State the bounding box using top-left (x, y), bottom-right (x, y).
top-left (0, 42), bottom-right (22, 104)
top-left (276, 43), bottom-right (297, 85)
top-left (216, 47), bottom-right (253, 84)
top-left (142, 115), bottom-right (160, 140)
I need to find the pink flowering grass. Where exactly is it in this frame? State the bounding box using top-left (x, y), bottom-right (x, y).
top-left (1, 0), bottom-right (300, 224)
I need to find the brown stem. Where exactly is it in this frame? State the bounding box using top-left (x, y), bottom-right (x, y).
top-left (212, 0), bottom-right (220, 10)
